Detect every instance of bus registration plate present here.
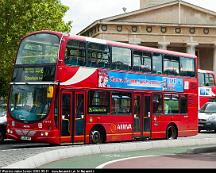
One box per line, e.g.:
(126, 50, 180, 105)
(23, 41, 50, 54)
(21, 136, 31, 141)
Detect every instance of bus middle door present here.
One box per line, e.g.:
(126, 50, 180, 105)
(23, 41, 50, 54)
(133, 93, 151, 140)
(143, 94, 151, 139)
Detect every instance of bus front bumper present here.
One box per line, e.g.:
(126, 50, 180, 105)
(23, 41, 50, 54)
(6, 128, 60, 145)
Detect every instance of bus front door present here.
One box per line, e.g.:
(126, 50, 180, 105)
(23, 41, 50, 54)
(60, 91, 85, 144)
(60, 92, 72, 143)
(133, 93, 151, 139)
(73, 92, 85, 144)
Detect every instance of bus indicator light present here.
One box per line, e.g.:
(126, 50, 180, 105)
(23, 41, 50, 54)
(89, 117, 93, 123)
(38, 123, 42, 129)
(47, 86, 54, 98)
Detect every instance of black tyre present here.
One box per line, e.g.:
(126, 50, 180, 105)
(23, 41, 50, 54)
(166, 124, 178, 140)
(0, 128, 5, 144)
(90, 129, 104, 144)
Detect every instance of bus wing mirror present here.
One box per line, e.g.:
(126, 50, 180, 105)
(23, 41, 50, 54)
(47, 86, 54, 98)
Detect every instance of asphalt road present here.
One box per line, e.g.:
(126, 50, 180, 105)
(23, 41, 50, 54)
(0, 140, 74, 168)
(1, 132, 216, 168)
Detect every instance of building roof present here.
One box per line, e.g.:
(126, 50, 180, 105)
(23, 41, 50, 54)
(78, 0, 216, 35)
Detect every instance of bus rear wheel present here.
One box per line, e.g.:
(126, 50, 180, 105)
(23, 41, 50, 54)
(166, 124, 178, 140)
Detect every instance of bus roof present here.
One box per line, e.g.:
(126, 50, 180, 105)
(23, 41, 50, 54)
(23, 30, 197, 59)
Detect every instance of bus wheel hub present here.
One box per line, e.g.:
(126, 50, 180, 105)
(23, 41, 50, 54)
(91, 130, 100, 143)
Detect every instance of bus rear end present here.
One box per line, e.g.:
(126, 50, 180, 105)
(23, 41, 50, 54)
(198, 69, 216, 108)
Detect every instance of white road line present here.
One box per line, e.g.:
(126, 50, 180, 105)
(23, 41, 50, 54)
(96, 153, 177, 169)
(96, 155, 159, 169)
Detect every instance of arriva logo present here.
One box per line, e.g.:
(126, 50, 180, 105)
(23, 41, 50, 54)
(110, 123, 132, 132)
(117, 123, 132, 130)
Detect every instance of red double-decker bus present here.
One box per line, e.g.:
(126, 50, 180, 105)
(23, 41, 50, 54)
(198, 69, 216, 108)
(6, 31, 198, 145)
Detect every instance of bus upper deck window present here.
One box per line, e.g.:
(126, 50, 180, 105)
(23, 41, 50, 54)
(16, 33, 60, 65)
(64, 40, 86, 66)
(152, 54, 162, 74)
(163, 55, 180, 75)
(180, 57, 195, 77)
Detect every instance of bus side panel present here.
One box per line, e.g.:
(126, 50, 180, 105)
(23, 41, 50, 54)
(171, 115, 188, 137)
(151, 115, 171, 139)
(186, 110, 198, 136)
(151, 115, 177, 139)
(85, 115, 133, 143)
(182, 94, 198, 137)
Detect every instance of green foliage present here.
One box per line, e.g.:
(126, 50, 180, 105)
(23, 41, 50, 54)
(0, 0, 72, 97)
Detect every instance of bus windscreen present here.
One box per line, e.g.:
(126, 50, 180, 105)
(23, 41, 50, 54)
(8, 84, 53, 123)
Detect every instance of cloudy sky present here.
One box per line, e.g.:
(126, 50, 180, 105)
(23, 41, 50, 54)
(60, 0, 216, 34)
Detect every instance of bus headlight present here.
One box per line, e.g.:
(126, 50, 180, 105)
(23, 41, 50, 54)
(45, 132, 49, 136)
(41, 132, 49, 136)
(7, 129, 13, 134)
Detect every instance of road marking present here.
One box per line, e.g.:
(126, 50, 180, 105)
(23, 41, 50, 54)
(96, 155, 157, 168)
(96, 153, 177, 169)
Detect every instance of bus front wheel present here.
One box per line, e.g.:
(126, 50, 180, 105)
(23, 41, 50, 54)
(166, 124, 178, 140)
(90, 126, 106, 144)
(0, 128, 5, 144)
(90, 130, 102, 144)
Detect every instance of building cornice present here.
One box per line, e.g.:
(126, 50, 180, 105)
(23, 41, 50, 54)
(84, 21, 216, 28)
(79, 0, 216, 35)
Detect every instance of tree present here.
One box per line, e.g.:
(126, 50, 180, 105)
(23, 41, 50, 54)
(0, 0, 72, 97)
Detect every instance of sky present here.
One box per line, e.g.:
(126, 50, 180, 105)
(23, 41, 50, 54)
(60, 0, 216, 34)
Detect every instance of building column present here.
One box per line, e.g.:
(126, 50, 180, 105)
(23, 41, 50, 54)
(213, 44, 216, 72)
(158, 42, 170, 50)
(186, 42, 198, 55)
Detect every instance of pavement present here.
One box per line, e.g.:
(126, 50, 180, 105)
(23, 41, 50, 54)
(2, 135, 216, 169)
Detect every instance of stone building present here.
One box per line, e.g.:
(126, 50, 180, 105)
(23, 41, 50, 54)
(79, 0, 216, 71)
